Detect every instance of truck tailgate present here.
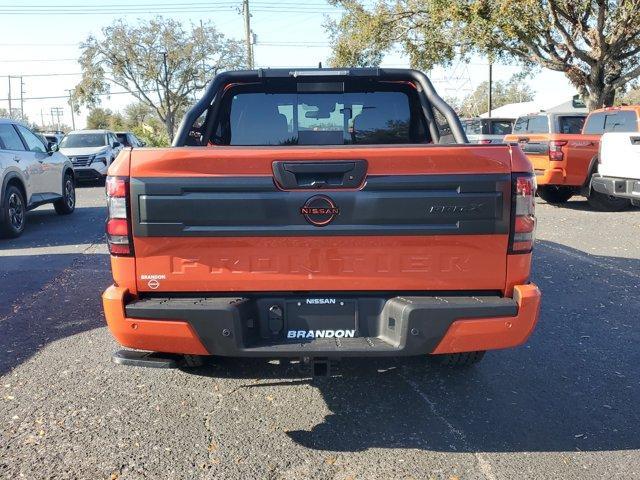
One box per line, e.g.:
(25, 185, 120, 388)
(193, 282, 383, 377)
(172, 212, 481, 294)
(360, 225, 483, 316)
(129, 145, 513, 293)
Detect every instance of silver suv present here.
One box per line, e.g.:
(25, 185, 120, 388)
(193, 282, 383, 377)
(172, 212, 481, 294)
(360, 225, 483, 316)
(0, 119, 75, 238)
(59, 129, 123, 182)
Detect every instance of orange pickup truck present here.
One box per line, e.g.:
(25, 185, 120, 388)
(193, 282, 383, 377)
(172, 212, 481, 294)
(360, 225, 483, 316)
(102, 68, 540, 373)
(505, 106, 640, 210)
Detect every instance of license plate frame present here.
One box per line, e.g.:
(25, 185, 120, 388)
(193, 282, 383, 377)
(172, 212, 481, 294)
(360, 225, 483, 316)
(285, 299, 358, 340)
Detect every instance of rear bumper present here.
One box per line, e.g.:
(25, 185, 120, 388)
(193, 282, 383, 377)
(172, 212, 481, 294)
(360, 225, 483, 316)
(591, 174, 640, 200)
(103, 285, 541, 358)
(534, 167, 565, 185)
(74, 166, 107, 181)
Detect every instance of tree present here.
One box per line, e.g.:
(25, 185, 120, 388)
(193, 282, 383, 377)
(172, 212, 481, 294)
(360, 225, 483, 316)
(616, 85, 640, 106)
(86, 108, 114, 129)
(73, 16, 246, 140)
(458, 75, 534, 117)
(327, 1, 640, 109)
(0, 108, 31, 125)
(124, 102, 154, 127)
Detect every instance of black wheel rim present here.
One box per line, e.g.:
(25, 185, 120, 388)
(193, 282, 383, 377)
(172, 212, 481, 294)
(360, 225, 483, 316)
(64, 179, 75, 209)
(8, 192, 24, 230)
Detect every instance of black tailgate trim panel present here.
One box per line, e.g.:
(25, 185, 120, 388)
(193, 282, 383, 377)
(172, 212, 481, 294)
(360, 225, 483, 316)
(131, 174, 511, 237)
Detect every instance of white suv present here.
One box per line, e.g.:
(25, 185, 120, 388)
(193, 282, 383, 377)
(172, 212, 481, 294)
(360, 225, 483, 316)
(0, 119, 76, 238)
(58, 129, 123, 182)
(592, 132, 640, 208)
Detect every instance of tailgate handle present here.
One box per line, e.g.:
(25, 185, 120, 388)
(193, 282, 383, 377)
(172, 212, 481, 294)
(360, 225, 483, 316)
(273, 160, 367, 189)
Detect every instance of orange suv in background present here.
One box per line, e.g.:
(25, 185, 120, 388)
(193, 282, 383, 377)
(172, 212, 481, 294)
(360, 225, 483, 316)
(505, 106, 640, 210)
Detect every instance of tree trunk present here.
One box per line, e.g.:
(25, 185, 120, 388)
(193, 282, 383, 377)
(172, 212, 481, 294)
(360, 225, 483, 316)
(164, 114, 175, 142)
(582, 73, 616, 111)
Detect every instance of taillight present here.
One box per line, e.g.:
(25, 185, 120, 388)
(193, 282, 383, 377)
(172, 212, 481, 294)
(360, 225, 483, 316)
(106, 176, 133, 256)
(549, 140, 567, 161)
(509, 174, 536, 254)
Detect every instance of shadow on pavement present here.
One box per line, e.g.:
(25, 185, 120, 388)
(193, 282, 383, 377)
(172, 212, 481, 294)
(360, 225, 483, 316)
(538, 196, 640, 212)
(185, 239, 640, 454)
(0, 253, 111, 376)
(0, 206, 106, 251)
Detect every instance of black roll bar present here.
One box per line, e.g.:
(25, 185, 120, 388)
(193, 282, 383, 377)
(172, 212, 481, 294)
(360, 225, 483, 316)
(172, 68, 468, 147)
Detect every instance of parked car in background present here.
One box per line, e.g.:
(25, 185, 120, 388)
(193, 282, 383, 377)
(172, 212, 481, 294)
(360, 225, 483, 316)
(43, 131, 65, 144)
(0, 119, 75, 238)
(115, 131, 145, 148)
(591, 132, 640, 207)
(505, 107, 639, 210)
(58, 129, 123, 182)
(461, 117, 514, 144)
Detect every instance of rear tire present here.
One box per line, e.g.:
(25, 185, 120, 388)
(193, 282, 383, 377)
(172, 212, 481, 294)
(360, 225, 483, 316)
(587, 190, 630, 212)
(430, 351, 485, 367)
(54, 173, 76, 215)
(537, 185, 573, 204)
(0, 185, 27, 238)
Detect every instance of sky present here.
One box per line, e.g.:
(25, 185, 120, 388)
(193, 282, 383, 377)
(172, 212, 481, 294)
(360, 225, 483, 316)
(0, 0, 578, 130)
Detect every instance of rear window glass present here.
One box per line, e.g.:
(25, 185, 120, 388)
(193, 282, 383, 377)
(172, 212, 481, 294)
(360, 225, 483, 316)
(462, 119, 483, 135)
(116, 133, 131, 146)
(583, 111, 638, 134)
(558, 116, 585, 134)
(513, 115, 549, 134)
(60, 133, 107, 148)
(0, 124, 25, 151)
(489, 120, 513, 135)
(220, 90, 426, 146)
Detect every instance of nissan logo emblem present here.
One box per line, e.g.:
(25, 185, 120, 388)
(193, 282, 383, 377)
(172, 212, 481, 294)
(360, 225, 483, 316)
(300, 195, 340, 227)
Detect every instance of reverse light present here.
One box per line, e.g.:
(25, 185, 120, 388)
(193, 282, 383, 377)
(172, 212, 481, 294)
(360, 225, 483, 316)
(549, 140, 567, 161)
(509, 174, 536, 254)
(106, 176, 133, 256)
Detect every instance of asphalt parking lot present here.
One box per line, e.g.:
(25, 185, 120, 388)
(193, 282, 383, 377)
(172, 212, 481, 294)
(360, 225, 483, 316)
(1, 186, 639, 479)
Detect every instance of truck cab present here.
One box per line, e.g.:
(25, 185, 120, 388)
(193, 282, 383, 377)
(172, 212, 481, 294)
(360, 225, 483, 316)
(102, 68, 541, 371)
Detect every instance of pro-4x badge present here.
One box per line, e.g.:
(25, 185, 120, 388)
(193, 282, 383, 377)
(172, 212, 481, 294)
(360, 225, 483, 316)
(300, 195, 340, 226)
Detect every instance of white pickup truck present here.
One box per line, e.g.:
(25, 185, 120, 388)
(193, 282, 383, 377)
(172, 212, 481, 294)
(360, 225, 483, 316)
(591, 132, 640, 207)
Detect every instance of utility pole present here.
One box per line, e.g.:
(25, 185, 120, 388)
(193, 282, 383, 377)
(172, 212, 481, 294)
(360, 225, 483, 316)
(487, 63, 493, 118)
(243, 0, 254, 69)
(7, 76, 12, 117)
(19, 76, 24, 119)
(40, 109, 45, 128)
(66, 89, 76, 130)
(51, 107, 64, 130)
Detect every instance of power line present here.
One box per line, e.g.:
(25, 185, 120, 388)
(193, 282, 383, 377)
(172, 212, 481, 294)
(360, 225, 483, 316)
(0, 72, 82, 78)
(0, 90, 144, 102)
(0, 43, 78, 47)
(0, 58, 77, 63)
(0, 3, 344, 15)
